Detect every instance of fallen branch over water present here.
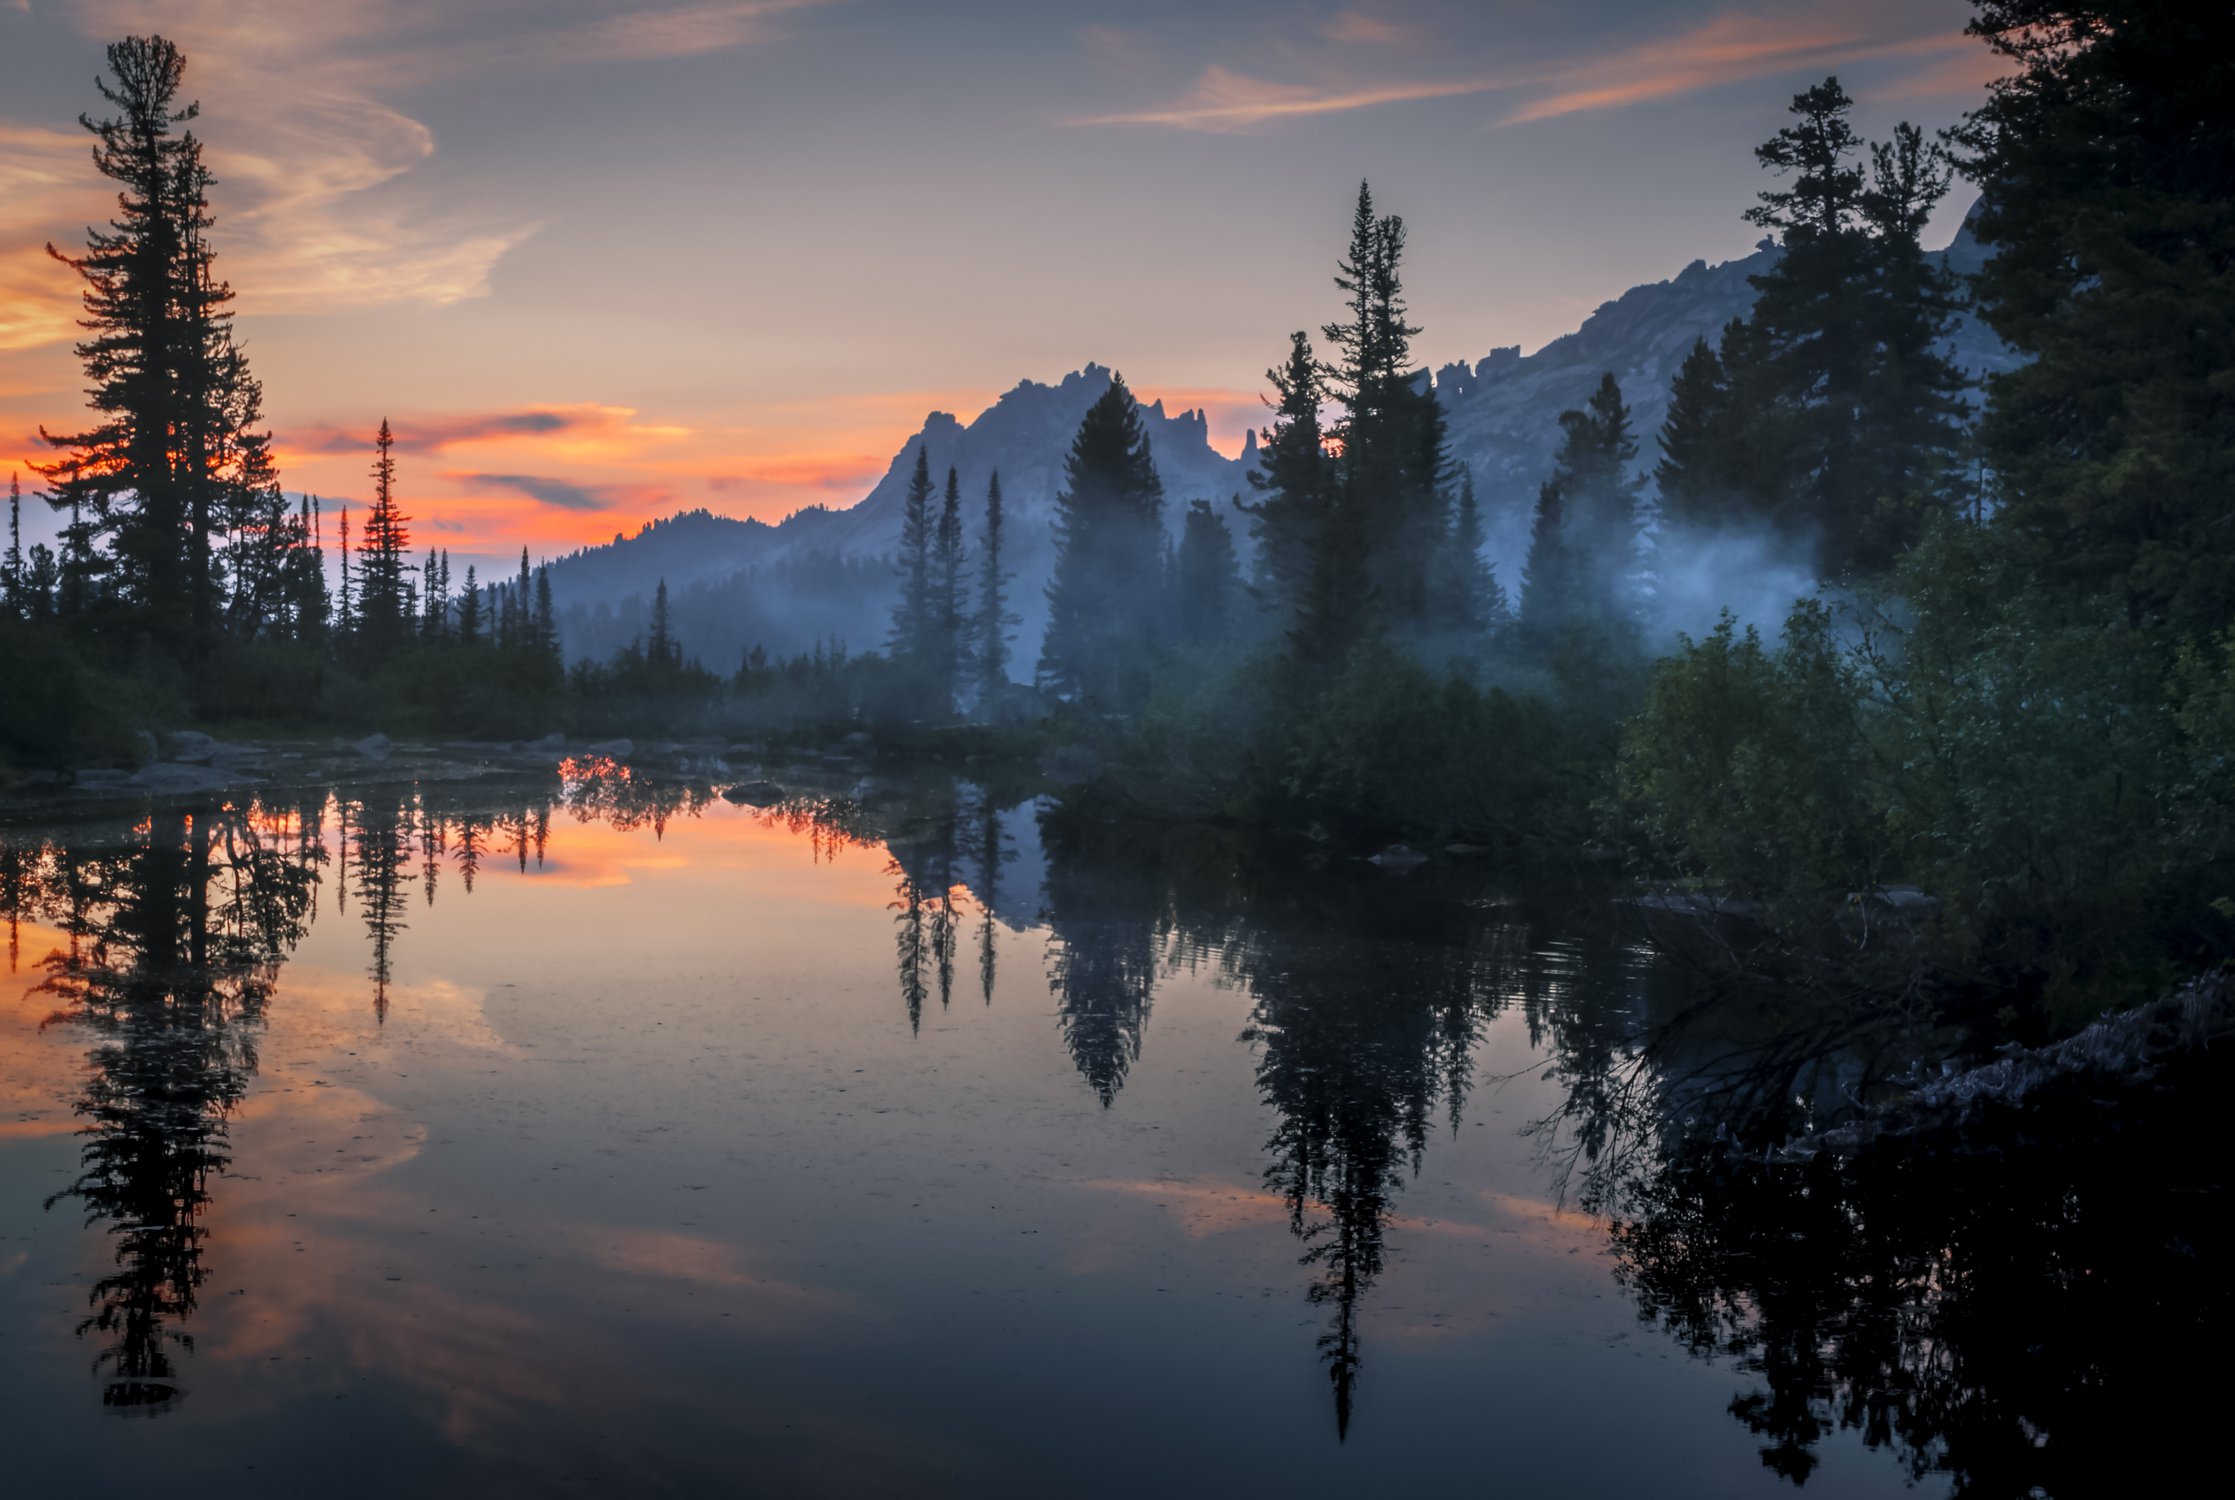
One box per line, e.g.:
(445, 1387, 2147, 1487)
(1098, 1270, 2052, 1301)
(1779, 965, 2235, 1157)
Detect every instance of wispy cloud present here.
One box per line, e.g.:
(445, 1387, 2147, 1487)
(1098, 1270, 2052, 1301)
(1070, 7, 1981, 133)
(451, 471, 625, 512)
(0, 1, 840, 345)
(706, 453, 885, 492)
(288, 408, 609, 457)
(1320, 9, 1421, 48)
(1067, 62, 1500, 130)
(1499, 18, 1969, 126)
(0, 125, 95, 350)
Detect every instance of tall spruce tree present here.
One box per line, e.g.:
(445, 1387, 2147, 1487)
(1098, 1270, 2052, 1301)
(1953, 0, 2235, 633)
(1039, 376, 1165, 711)
(888, 445, 935, 665)
(456, 565, 481, 646)
(356, 420, 413, 653)
(280, 495, 327, 641)
(1308, 183, 1450, 648)
(1174, 499, 1242, 651)
(1238, 331, 1329, 632)
(335, 505, 354, 637)
(3, 475, 22, 617)
(1437, 468, 1506, 632)
(1705, 78, 1966, 575)
(648, 579, 677, 666)
(933, 464, 967, 710)
(1654, 336, 1734, 532)
(1520, 374, 1644, 636)
(35, 35, 280, 661)
(974, 470, 1014, 704)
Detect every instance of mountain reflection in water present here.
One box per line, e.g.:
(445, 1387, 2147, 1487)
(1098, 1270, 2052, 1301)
(0, 761, 2220, 1496)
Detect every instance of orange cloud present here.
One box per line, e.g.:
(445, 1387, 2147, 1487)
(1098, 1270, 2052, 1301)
(1069, 62, 1502, 131)
(0, 2, 843, 347)
(1074, 8, 1988, 133)
(1321, 10, 1423, 48)
(1500, 20, 1975, 126)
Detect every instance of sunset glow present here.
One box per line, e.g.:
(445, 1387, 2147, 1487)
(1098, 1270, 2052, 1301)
(1, 0, 1990, 565)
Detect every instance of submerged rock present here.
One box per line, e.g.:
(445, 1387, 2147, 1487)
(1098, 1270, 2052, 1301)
(1368, 844, 1428, 871)
(165, 729, 216, 764)
(351, 733, 392, 760)
(130, 762, 237, 794)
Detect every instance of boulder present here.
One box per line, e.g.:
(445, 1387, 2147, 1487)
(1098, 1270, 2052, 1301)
(1368, 843, 1429, 871)
(722, 780, 784, 808)
(164, 730, 217, 764)
(585, 738, 634, 760)
(130, 763, 234, 794)
(351, 733, 392, 761)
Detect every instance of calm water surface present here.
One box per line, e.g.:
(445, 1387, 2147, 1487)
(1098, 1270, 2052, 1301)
(0, 762, 2198, 1496)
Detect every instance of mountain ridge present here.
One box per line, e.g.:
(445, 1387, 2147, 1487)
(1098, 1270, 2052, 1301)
(550, 209, 2013, 667)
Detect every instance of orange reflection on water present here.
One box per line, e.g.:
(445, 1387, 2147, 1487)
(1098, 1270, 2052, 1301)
(0, 919, 85, 1140)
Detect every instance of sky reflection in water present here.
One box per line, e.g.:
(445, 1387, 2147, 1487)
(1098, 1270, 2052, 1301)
(0, 766, 2185, 1497)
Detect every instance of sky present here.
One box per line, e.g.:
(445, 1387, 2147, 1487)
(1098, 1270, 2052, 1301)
(0, 0, 2006, 566)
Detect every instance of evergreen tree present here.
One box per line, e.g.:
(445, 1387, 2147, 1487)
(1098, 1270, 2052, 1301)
(532, 560, 556, 660)
(1320, 182, 1448, 631)
(335, 505, 354, 637)
(1519, 474, 1573, 636)
(512, 549, 532, 652)
(1714, 78, 1966, 575)
(974, 470, 1014, 703)
(1953, 0, 2235, 633)
(1237, 331, 1329, 632)
(3, 475, 22, 618)
(648, 579, 677, 667)
(456, 564, 481, 645)
(56, 492, 101, 620)
(888, 445, 935, 664)
(420, 548, 446, 639)
(1654, 337, 1733, 532)
(1174, 499, 1242, 651)
(933, 464, 967, 709)
(21, 545, 59, 621)
(280, 494, 327, 641)
(356, 420, 413, 653)
(1520, 374, 1644, 635)
(34, 36, 277, 661)
(1437, 468, 1506, 632)
(1039, 376, 1166, 711)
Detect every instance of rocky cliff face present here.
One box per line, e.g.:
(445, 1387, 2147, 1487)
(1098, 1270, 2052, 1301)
(1436, 207, 2018, 564)
(748, 363, 1256, 572)
(547, 211, 2016, 667)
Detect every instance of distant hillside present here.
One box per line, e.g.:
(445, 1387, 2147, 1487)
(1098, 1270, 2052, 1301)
(550, 208, 2014, 672)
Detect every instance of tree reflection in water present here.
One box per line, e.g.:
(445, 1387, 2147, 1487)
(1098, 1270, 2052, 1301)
(1586, 1042, 2230, 1494)
(20, 801, 320, 1409)
(0, 766, 2218, 1483)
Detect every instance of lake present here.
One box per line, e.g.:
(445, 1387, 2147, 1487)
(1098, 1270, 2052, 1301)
(0, 758, 2203, 1496)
